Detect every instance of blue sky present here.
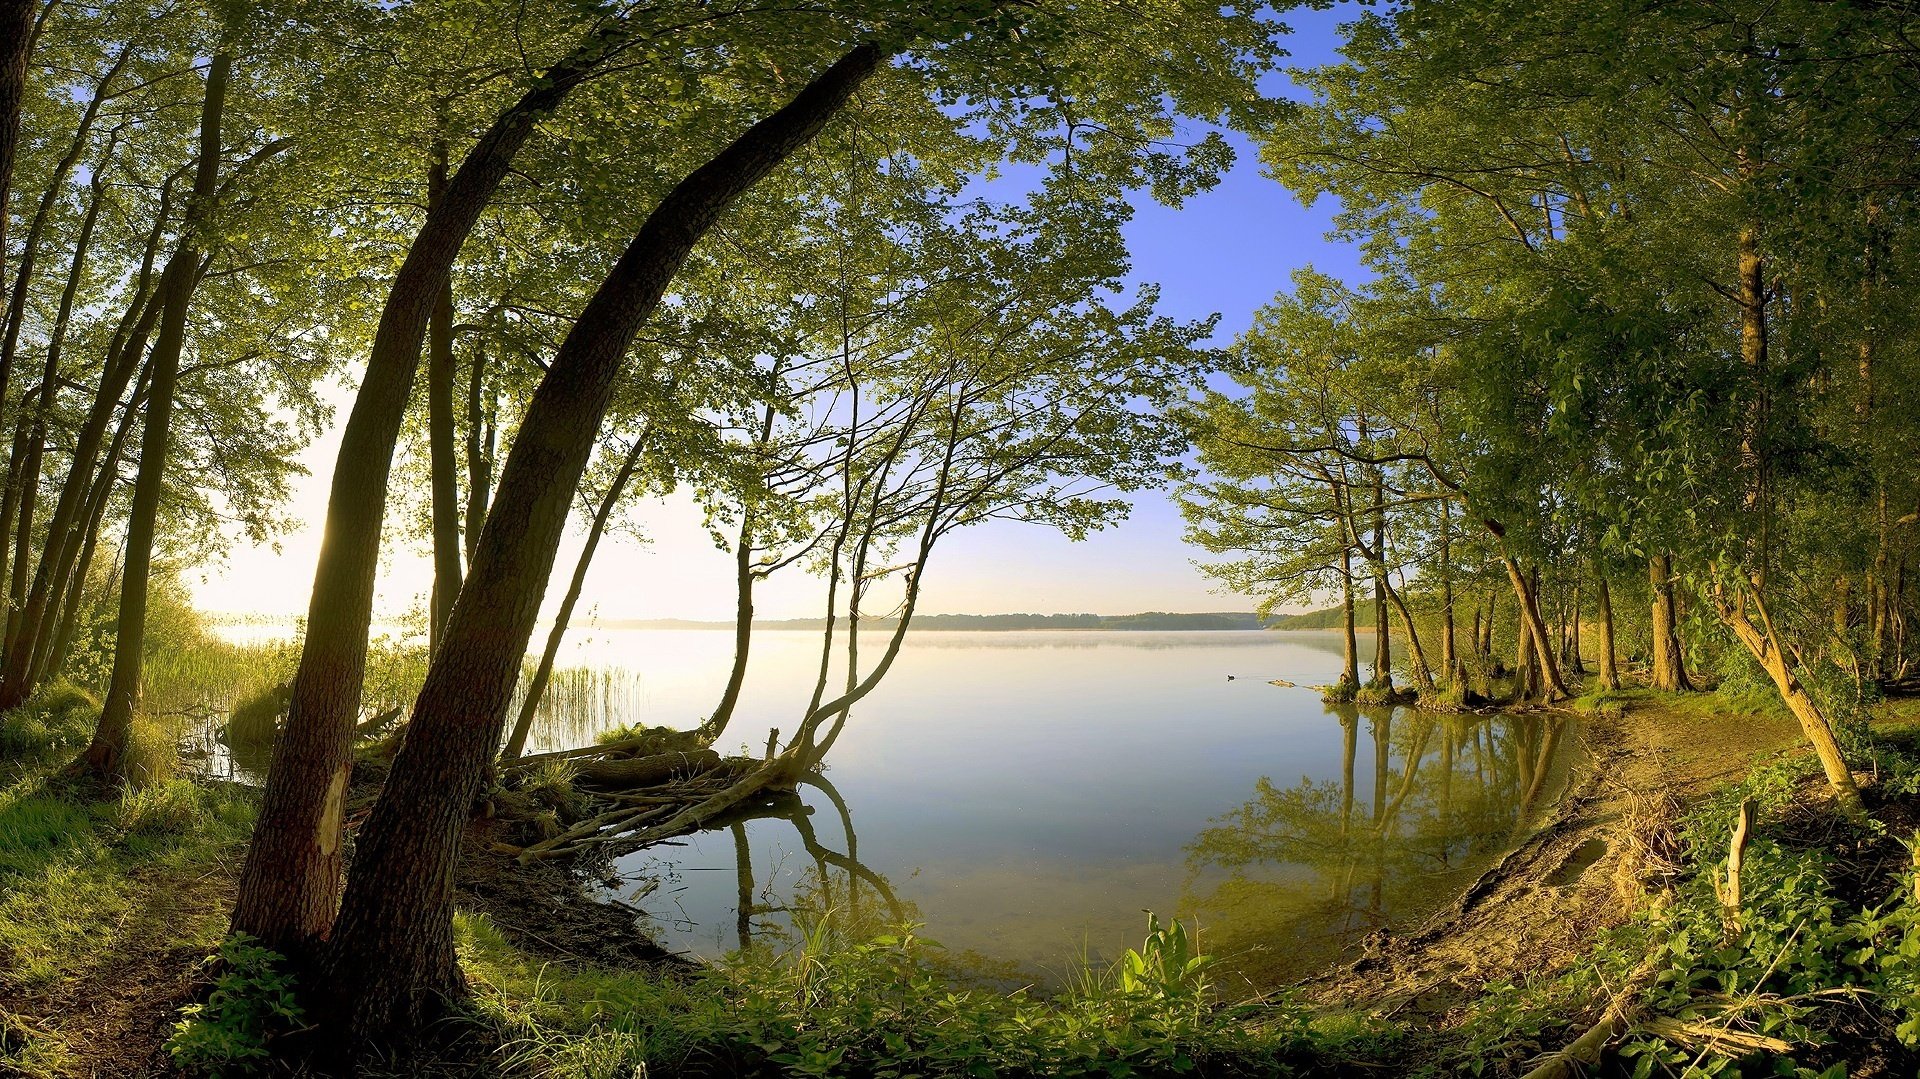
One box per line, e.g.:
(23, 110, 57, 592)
(191, 5, 1369, 622)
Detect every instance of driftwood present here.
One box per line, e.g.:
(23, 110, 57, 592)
(504, 736, 655, 771)
(1518, 954, 1660, 1079)
(354, 704, 405, 740)
(573, 749, 723, 788)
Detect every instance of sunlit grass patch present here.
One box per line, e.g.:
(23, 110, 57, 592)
(0, 768, 255, 994)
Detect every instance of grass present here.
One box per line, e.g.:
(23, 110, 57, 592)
(0, 773, 255, 993)
(457, 910, 1328, 1079)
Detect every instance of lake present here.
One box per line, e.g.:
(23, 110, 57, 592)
(499, 628, 1574, 991)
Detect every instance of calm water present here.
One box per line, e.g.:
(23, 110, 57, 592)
(508, 629, 1573, 990)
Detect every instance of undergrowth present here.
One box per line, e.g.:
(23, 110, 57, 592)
(0, 757, 257, 1074)
(459, 911, 1328, 1078)
(1450, 740, 1920, 1078)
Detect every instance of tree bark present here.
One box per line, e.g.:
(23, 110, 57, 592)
(1339, 545, 1359, 689)
(232, 23, 633, 955)
(463, 344, 492, 563)
(1503, 556, 1567, 701)
(1596, 575, 1620, 691)
(1649, 553, 1693, 691)
(1717, 581, 1864, 818)
(426, 145, 462, 651)
(500, 430, 647, 760)
(320, 43, 885, 1043)
(81, 52, 229, 783)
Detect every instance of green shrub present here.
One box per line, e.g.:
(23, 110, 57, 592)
(166, 934, 303, 1075)
(223, 683, 289, 748)
(0, 681, 99, 758)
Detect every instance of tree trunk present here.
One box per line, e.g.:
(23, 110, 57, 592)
(232, 24, 632, 956)
(463, 344, 493, 564)
(1596, 575, 1620, 691)
(0, 0, 38, 332)
(702, 508, 757, 743)
(0, 39, 129, 605)
(705, 393, 778, 744)
(1503, 556, 1567, 701)
(80, 52, 229, 784)
(1567, 583, 1584, 673)
(319, 43, 885, 1043)
(500, 431, 647, 760)
(1483, 586, 1498, 656)
(1514, 586, 1537, 700)
(0, 193, 173, 707)
(1440, 500, 1460, 682)
(1339, 545, 1359, 689)
(1649, 553, 1693, 691)
(1717, 581, 1864, 818)
(43, 358, 147, 682)
(1383, 574, 1433, 689)
(6, 163, 107, 648)
(426, 147, 462, 651)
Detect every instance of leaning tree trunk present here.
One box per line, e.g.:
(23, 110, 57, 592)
(0, 191, 173, 707)
(80, 52, 229, 784)
(705, 390, 780, 745)
(1649, 553, 1693, 691)
(6, 163, 106, 647)
(500, 430, 648, 760)
(426, 146, 463, 651)
(45, 363, 145, 682)
(231, 23, 634, 957)
(0, 40, 130, 607)
(1383, 574, 1434, 689)
(702, 508, 758, 743)
(320, 43, 886, 1044)
(1596, 575, 1620, 691)
(1717, 581, 1864, 818)
(1502, 555, 1568, 701)
(0, 0, 36, 326)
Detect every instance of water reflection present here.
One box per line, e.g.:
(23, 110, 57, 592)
(619, 700, 1571, 992)
(623, 771, 912, 956)
(1179, 706, 1570, 986)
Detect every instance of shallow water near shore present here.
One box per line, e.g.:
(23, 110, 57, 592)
(503, 628, 1575, 989)
(194, 624, 1573, 988)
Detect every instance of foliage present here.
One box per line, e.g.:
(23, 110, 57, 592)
(165, 934, 303, 1075)
(221, 682, 287, 748)
(1456, 750, 1920, 1077)
(461, 911, 1321, 1078)
(0, 682, 99, 759)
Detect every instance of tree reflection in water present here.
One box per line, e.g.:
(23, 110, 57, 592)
(1180, 704, 1569, 988)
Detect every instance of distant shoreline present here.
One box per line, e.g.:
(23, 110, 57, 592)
(204, 610, 1341, 633)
